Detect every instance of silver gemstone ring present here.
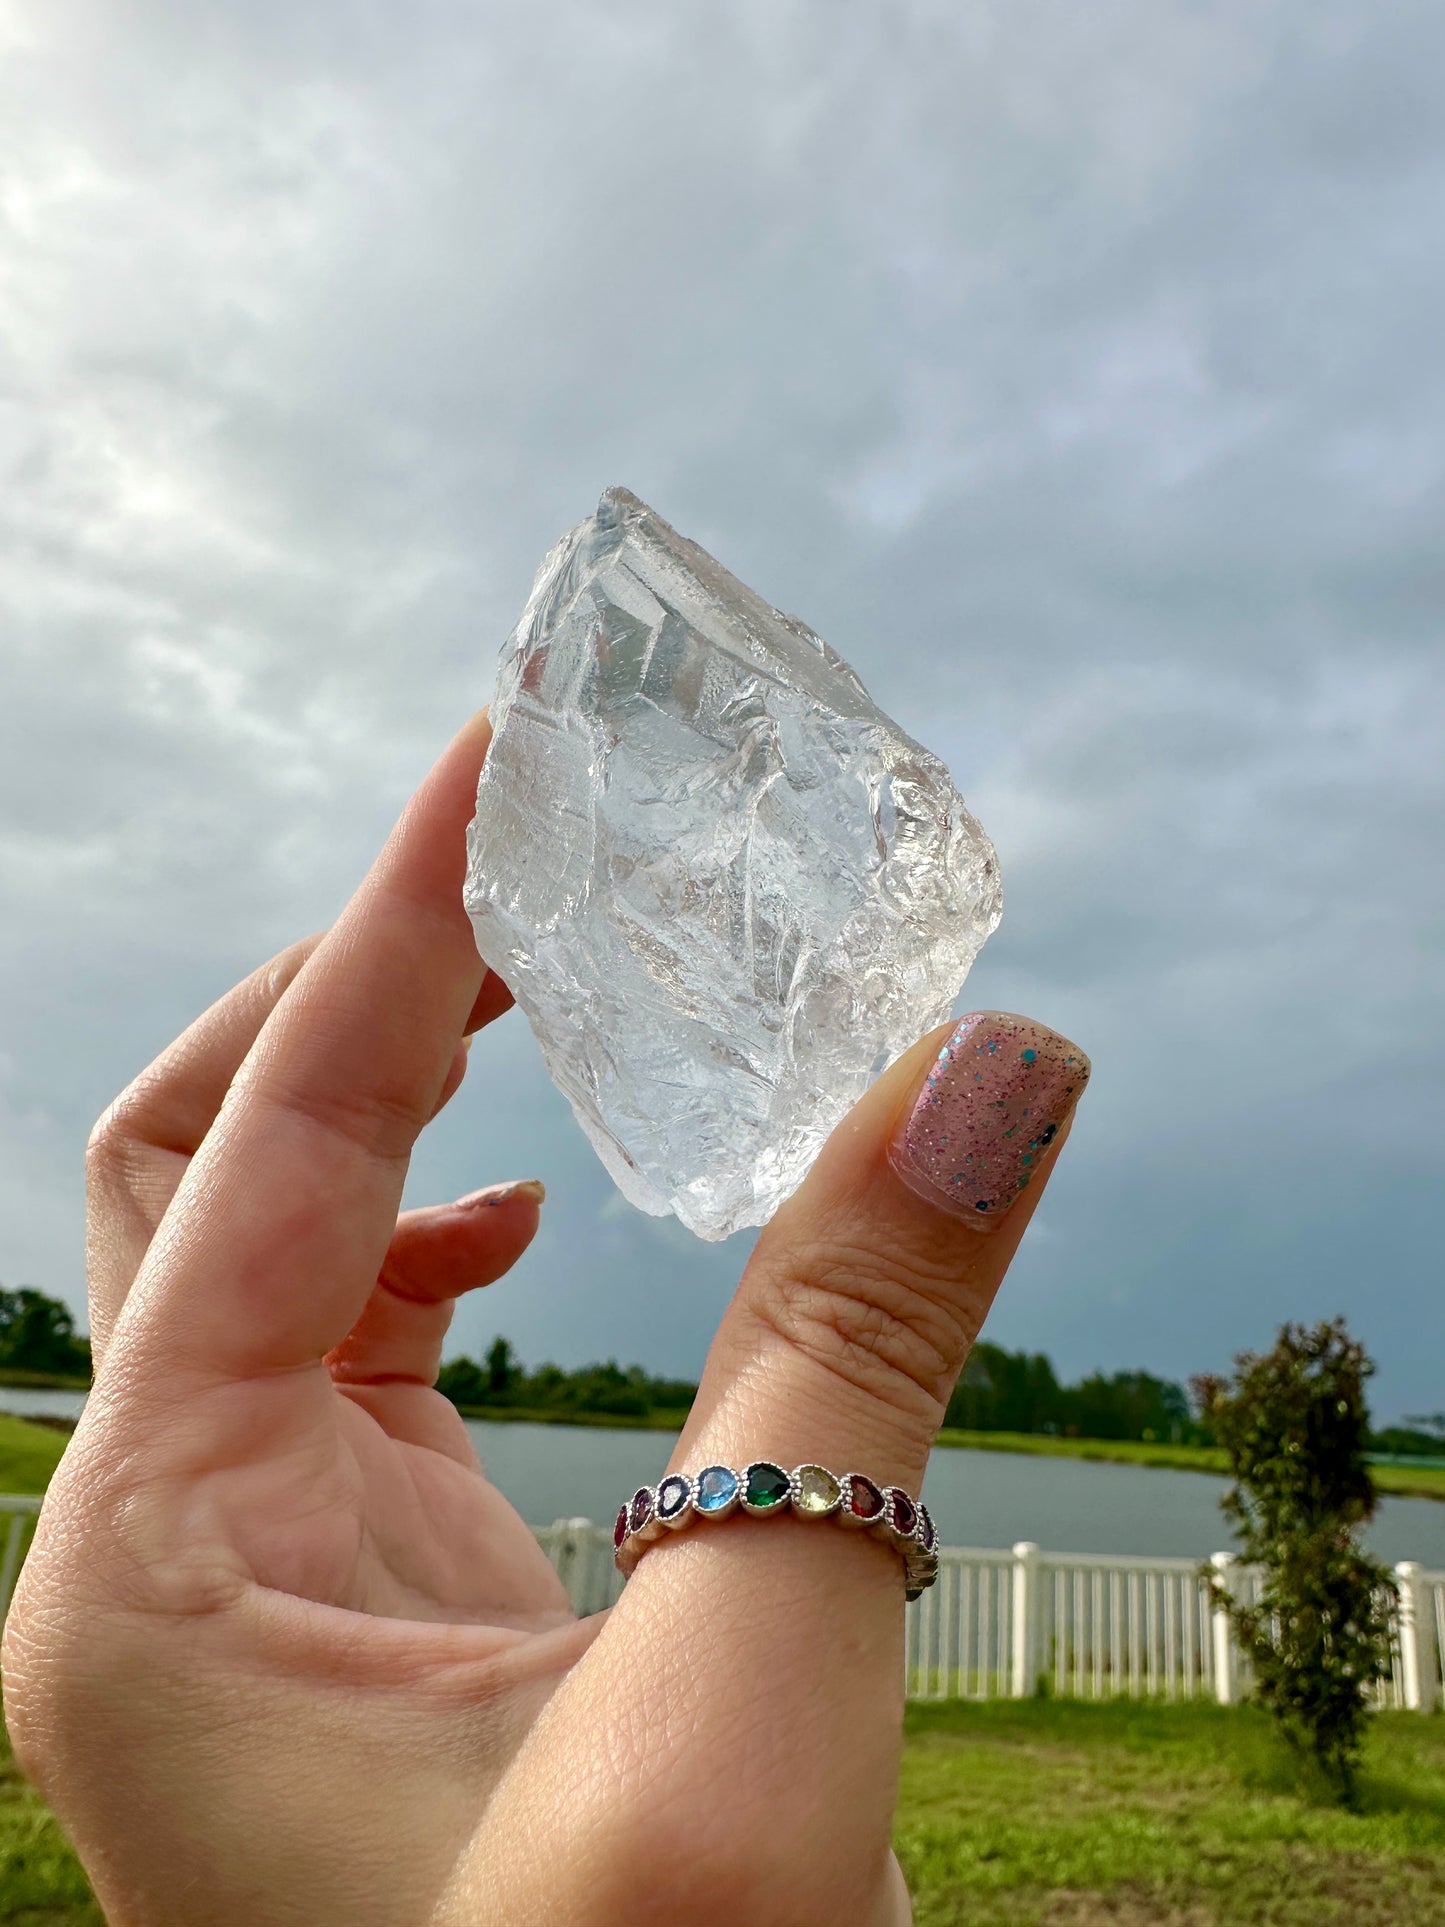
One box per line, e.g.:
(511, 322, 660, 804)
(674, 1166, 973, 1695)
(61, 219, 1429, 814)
(612, 1461, 939, 1600)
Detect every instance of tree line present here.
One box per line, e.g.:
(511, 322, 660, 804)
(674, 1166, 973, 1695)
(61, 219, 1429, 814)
(434, 1336, 1224, 1443)
(435, 1338, 698, 1422)
(3, 1285, 1440, 1458)
(436, 1330, 1445, 1454)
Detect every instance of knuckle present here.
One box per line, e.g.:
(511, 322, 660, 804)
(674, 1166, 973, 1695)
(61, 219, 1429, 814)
(744, 1233, 971, 1423)
(85, 1095, 124, 1165)
(257, 1077, 424, 1165)
(256, 933, 319, 1007)
(85, 1088, 148, 1189)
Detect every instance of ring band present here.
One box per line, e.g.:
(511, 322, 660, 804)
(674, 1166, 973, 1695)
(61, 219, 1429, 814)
(612, 1461, 940, 1600)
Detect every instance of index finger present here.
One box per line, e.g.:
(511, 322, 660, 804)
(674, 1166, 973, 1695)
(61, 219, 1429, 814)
(112, 711, 494, 1382)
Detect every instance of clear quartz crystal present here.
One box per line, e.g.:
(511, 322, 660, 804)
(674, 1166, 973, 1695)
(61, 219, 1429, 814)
(464, 487, 1002, 1241)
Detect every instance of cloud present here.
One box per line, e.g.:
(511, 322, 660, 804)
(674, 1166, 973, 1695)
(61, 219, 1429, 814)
(1, 0, 1441, 1416)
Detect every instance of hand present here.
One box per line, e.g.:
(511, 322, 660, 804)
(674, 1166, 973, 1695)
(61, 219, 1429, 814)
(1, 711, 1088, 1927)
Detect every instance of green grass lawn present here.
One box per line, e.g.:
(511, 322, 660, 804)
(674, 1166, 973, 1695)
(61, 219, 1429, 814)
(1, 1699, 1441, 1924)
(0, 1419, 69, 1501)
(0, 1729, 103, 1927)
(898, 1698, 1445, 1927)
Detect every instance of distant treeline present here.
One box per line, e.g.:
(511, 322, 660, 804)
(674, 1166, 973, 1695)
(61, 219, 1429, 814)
(437, 1337, 1208, 1441)
(943, 1344, 1199, 1444)
(436, 1331, 1445, 1457)
(940, 1348, 1445, 1454)
(436, 1339, 698, 1421)
(2, 1282, 1439, 1458)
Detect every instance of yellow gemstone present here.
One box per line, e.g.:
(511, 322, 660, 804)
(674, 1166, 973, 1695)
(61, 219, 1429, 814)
(795, 1464, 841, 1514)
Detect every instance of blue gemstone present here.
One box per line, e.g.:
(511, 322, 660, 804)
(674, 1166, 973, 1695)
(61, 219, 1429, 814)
(695, 1464, 739, 1513)
(657, 1474, 691, 1519)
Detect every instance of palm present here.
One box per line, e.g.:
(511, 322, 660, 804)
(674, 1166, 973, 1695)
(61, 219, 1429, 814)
(109, 1060, 572, 1632)
(206, 1370, 571, 1626)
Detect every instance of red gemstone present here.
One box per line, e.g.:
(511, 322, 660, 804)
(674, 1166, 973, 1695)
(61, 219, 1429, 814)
(849, 1474, 884, 1520)
(629, 1488, 654, 1533)
(890, 1490, 918, 1536)
(917, 1502, 937, 1551)
(613, 1503, 629, 1549)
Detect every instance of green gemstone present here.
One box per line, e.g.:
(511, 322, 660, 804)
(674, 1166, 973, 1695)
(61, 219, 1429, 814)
(794, 1465, 841, 1514)
(745, 1461, 790, 1508)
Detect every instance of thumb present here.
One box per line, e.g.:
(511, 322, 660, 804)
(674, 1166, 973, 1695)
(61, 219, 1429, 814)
(680, 1009, 1091, 1492)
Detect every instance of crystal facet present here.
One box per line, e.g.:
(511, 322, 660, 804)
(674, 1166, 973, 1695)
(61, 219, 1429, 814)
(464, 488, 1003, 1241)
(744, 1461, 791, 1510)
(848, 1474, 885, 1521)
(695, 1465, 739, 1514)
(628, 1487, 654, 1534)
(657, 1474, 691, 1520)
(794, 1464, 842, 1515)
(889, 1490, 918, 1537)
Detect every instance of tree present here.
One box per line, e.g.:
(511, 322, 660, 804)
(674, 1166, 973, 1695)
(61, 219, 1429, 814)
(486, 1336, 516, 1396)
(944, 1342, 1063, 1433)
(0, 1288, 92, 1378)
(1193, 1319, 1396, 1802)
(1066, 1370, 1191, 1443)
(434, 1356, 488, 1407)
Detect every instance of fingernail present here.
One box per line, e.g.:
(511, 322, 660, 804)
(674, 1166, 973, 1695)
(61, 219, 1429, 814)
(454, 1178, 545, 1209)
(889, 1013, 1090, 1229)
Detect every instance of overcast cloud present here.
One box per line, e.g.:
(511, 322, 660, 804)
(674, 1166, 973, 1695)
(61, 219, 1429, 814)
(1, 0, 1441, 1418)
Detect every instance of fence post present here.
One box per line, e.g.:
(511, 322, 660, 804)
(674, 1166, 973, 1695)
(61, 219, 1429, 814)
(0, 1513, 24, 1621)
(1011, 1542, 1040, 1698)
(546, 1517, 589, 1612)
(1210, 1552, 1237, 1707)
(1395, 1562, 1425, 1712)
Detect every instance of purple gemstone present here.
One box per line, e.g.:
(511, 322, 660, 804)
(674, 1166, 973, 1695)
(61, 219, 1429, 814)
(613, 1503, 629, 1549)
(917, 1502, 937, 1552)
(629, 1487, 654, 1533)
(848, 1474, 884, 1520)
(890, 1490, 918, 1536)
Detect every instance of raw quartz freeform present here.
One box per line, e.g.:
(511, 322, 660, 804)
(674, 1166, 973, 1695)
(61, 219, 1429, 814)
(464, 487, 1002, 1240)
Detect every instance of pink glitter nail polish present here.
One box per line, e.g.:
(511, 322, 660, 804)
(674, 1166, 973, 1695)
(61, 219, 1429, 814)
(889, 1012, 1090, 1228)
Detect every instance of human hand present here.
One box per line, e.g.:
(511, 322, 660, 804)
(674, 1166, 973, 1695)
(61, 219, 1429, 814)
(1, 711, 1088, 1927)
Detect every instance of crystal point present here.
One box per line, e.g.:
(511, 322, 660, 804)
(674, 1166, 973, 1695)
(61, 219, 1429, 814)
(464, 488, 1002, 1241)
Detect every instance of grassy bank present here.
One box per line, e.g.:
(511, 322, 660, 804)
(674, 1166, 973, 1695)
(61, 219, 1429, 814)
(2, 1699, 1440, 1925)
(933, 1425, 1445, 1501)
(0, 1373, 89, 1394)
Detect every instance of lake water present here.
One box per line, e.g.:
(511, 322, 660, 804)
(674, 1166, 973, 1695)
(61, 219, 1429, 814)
(6, 1388, 1443, 1567)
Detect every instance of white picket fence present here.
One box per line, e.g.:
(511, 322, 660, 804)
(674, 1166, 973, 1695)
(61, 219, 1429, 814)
(4, 1499, 1441, 1712)
(532, 1520, 1445, 1711)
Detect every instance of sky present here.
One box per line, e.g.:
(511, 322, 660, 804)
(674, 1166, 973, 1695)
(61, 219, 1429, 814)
(1, 1, 1441, 1420)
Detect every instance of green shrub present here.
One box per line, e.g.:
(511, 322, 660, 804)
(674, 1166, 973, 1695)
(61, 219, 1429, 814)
(1193, 1318, 1397, 1803)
